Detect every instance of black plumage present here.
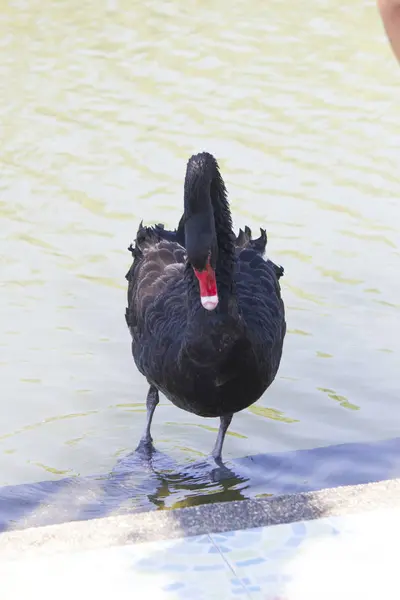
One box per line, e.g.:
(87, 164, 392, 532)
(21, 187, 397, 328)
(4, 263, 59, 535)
(125, 152, 286, 461)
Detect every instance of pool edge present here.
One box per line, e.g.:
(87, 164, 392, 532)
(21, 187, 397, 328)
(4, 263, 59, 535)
(1, 476, 399, 560)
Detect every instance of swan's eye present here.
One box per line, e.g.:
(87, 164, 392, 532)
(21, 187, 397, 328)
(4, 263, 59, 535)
(193, 259, 218, 311)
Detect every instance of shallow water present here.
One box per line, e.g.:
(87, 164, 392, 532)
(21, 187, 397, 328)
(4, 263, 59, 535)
(1, 0, 400, 525)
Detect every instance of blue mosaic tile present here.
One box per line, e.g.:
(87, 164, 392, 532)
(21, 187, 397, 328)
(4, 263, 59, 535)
(193, 564, 226, 572)
(284, 535, 305, 548)
(2, 508, 399, 599)
(163, 582, 185, 592)
(120, 533, 246, 598)
(291, 521, 307, 536)
(213, 527, 263, 549)
(236, 557, 266, 567)
(208, 511, 396, 598)
(248, 585, 262, 592)
(208, 545, 230, 553)
(208, 518, 333, 597)
(160, 564, 189, 572)
(231, 588, 248, 595)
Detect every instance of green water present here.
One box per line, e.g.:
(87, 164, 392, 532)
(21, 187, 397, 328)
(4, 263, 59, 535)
(1, 0, 399, 489)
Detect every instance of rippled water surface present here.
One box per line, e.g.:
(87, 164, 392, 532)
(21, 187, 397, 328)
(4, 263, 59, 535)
(1, 0, 399, 521)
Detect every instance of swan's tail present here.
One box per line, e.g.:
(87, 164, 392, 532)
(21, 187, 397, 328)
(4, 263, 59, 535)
(235, 226, 284, 279)
(128, 216, 185, 260)
(153, 215, 185, 247)
(235, 226, 267, 254)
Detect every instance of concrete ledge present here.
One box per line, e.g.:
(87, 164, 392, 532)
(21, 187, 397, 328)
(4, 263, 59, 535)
(1, 436, 399, 533)
(1, 477, 399, 561)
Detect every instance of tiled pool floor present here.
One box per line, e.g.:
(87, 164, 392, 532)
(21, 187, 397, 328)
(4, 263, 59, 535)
(2, 505, 399, 600)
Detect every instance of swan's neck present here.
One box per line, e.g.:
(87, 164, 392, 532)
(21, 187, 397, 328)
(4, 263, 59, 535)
(210, 174, 236, 310)
(183, 153, 236, 315)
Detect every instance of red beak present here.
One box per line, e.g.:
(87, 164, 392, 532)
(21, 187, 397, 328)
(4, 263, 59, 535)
(194, 261, 218, 311)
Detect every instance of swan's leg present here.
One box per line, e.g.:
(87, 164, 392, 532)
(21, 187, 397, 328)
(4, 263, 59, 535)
(211, 413, 233, 462)
(136, 385, 159, 454)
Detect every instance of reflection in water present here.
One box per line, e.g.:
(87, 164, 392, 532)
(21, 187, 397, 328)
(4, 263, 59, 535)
(248, 405, 299, 424)
(2, 436, 400, 533)
(165, 421, 247, 440)
(0, 450, 251, 532)
(317, 388, 360, 411)
(287, 329, 312, 336)
(128, 455, 249, 511)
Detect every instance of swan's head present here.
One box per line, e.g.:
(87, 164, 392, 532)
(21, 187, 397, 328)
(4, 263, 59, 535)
(184, 197, 219, 311)
(185, 183, 218, 310)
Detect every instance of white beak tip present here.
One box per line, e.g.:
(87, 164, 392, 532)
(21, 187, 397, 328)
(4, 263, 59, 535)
(201, 295, 219, 311)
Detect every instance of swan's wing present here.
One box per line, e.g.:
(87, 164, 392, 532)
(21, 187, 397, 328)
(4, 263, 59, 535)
(236, 248, 286, 362)
(235, 226, 283, 279)
(125, 223, 186, 332)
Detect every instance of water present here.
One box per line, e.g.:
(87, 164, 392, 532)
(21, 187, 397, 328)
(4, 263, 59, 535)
(1, 0, 399, 527)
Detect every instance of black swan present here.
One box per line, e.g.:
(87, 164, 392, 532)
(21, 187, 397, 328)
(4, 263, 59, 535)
(125, 152, 286, 462)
